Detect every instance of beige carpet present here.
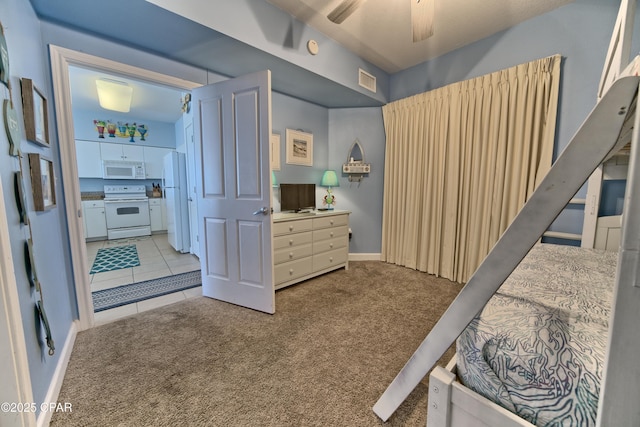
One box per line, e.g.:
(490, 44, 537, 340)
(51, 261, 463, 427)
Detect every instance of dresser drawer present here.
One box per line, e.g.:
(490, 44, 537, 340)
(313, 214, 348, 230)
(312, 225, 349, 242)
(313, 248, 348, 271)
(275, 257, 313, 285)
(313, 235, 347, 254)
(273, 218, 313, 236)
(273, 231, 312, 250)
(274, 243, 313, 264)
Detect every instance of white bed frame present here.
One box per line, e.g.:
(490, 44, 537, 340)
(373, 1, 640, 426)
(427, 357, 535, 427)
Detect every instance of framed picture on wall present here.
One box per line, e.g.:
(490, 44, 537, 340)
(285, 128, 313, 166)
(271, 133, 281, 170)
(21, 78, 49, 147)
(28, 153, 56, 211)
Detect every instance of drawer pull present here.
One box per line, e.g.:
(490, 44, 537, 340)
(289, 239, 293, 245)
(330, 232, 334, 237)
(329, 243, 334, 248)
(329, 257, 334, 262)
(330, 220, 334, 225)
(289, 269, 294, 275)
(289, 252, 294, 259)
(289, 225, 294, 231)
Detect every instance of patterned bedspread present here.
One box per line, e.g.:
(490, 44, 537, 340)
(456, 243, 618, 427)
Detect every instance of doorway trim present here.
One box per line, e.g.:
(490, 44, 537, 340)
(49, 45, 201, 330)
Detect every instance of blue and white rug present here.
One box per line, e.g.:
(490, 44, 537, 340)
(92, 270, 202, 312)
(90, 245, 140, 274)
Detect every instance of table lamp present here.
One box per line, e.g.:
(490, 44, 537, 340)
(320, 170, 339, 210)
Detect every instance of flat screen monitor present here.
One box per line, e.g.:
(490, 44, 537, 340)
(279, 183, 315, 212)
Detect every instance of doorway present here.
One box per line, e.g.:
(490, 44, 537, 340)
(49, 45, 202, 330)
(69, 65, 201, 325)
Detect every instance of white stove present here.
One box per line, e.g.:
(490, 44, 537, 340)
(103, 185, 151, 240)
(104, 185, 148, 201)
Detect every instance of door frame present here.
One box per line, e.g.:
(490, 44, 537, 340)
(49, 45, 201, 330)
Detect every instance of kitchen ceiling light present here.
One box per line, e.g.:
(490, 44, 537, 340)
(96, 78, 133, 113)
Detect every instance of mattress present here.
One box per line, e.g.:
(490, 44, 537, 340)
(456, 243, 618, 427)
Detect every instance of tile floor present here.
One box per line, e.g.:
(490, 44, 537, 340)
(85, 234, 202, 325)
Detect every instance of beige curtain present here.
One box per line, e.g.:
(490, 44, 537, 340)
(381, 55, 561, 283)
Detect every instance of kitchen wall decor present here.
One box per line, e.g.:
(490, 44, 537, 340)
(94, 120, 149, 142)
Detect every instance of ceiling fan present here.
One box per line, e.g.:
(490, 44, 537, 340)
(327, 0, 435, 42)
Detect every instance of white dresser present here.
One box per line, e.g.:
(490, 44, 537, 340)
(273, 210, 350, 290)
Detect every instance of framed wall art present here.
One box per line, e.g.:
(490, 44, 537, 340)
(285, 128, 313, 167)
(270, 133, 281, 170)
(0, 22, 9, 88)
(21, 78, 49, 147)
(28, 153, 56, 211)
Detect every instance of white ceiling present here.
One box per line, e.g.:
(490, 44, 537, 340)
(266, 0, 575, 73)
(69, 66, 185, 123)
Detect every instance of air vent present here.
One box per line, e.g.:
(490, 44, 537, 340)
(358, 68, 376, 93)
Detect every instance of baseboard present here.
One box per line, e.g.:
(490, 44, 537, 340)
(349, 253, 382, 261)
(37, 320, 78, 427)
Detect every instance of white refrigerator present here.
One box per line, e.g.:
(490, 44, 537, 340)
(163, 152, 191, 253)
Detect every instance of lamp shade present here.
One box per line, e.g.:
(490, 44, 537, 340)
(96, 79, 133, 113)
(320, 170, 339, 187)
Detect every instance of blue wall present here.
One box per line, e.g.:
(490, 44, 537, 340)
(272, 92, 329, 185)
(0, 0, 76, 413)
(329, 108, 385, 254)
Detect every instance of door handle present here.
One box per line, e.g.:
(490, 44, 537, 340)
(252, 206, 269, 216)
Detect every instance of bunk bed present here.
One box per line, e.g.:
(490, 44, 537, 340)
(372, 1, 640, 426)
(431, 243, 618, 427)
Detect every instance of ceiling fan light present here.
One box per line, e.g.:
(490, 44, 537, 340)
(328, 0, 367, 24)
(96, 78, 133, 113)
(412, 0, 435, 42)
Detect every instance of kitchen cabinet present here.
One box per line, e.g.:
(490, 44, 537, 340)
(76, 140, 102, 178)
(82, 200, 107, 240)
(272, 210, 349, 290)
(143, 147, 173, 179)
(100, 142, 144, 162)
(149, 198, 167, 232)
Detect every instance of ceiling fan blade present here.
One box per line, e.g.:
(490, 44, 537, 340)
(412, 0, 435, 42)
(327, 0, 367, 24)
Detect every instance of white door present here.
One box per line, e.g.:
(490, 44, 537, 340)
(193, 70, 274, 314)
